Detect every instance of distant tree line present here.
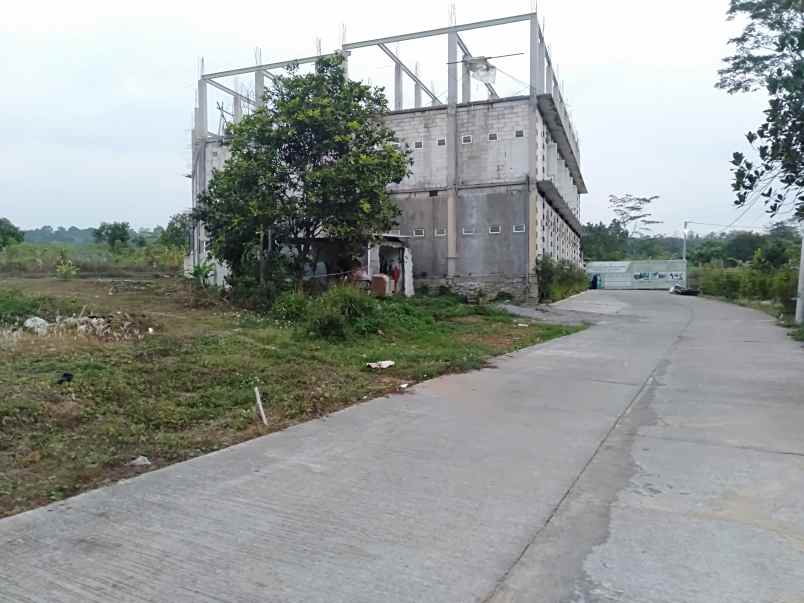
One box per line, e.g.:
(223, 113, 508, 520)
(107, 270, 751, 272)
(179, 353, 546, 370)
(582, 220, 801, 267)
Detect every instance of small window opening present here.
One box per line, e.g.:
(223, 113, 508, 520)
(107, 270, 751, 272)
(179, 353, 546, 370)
(413, 228, 425, 237)
(489, 224, 502, 234)
(414, 140, 423, 149)
(515, 129, 524, 138)
(428, 190, 439, 197)
(461, 134, 473, 144)
(462, 226, 476, 236)
(513, 224, 526, 233)
(488, 132, 498, 142)
(434, 227, 447, 237)
(437, 138, 446, 146)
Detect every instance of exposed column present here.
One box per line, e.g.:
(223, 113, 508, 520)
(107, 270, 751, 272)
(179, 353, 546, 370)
(233, 95, 242, 123)
(194, 79, 209, 268)
(394, 62, 403, 110)
(414, 63, 422, 108)
(526, 13, 541, 289)
(255, 71, 265, 106)
(447, 30, 459, 278)
(340, 50, 349, 78)
(462, 55, 471, 103)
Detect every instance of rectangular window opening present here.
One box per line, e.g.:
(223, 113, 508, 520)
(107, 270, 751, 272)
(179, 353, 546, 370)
(413, 228, 425, 237)
(428, 190, 439, 197)
(489, 224, 502, 234)
(514, 129, 524, 138)
(434, 227, 447, 238)
(461, 134, 473, 144)
(513, 224, 526, 233)
(437, 138, 446, 146)
(414, 140, 424, 149)
(488, 132, 498, 142)
(462, 226, 476, 236)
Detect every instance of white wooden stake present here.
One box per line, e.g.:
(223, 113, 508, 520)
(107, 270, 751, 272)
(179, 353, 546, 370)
(254, 386, 268, 426)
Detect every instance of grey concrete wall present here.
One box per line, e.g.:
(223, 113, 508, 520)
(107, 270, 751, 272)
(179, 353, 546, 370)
(384, 98, 534, 190)
(455, 186, 529, 276)
(392, 185, 529, 281)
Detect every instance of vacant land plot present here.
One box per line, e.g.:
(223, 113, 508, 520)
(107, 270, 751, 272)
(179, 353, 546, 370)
(0, 278, 581, 517)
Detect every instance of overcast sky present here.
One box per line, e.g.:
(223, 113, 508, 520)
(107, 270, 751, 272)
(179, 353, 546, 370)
(0, 0, 775, 235)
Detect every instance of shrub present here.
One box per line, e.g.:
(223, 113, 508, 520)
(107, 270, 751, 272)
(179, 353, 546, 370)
(534, 257, 588, 302)
(271, 290, 309, 323)
(771, 268, 798, 314)
(304, 285, 380, 340)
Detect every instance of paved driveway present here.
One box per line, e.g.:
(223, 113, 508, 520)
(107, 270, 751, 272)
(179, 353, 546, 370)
(1, 291, 803, 602)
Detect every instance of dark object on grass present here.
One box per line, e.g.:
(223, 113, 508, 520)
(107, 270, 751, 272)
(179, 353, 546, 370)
(669, 284, 700, 296)
(56, 372, 74, 385)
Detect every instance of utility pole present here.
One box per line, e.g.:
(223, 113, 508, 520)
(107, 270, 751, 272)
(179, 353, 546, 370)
(796, 220, 804, 325)
(682, 221, 688, 262)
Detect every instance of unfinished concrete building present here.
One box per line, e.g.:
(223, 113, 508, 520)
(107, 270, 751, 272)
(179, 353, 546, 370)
(189, 12, 586, 297)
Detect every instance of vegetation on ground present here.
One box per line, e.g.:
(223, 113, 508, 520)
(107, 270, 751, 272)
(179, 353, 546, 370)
(0, 218, 24, 251)
(0, 278, 582, 518)
(534, 257, 588, 302)
(0, 243, 184, 276)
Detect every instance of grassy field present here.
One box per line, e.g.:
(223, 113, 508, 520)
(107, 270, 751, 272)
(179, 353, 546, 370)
(0, 243, 183, 277)
(0, 277, 582, 518)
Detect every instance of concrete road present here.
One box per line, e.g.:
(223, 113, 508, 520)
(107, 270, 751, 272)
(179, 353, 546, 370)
(1, 291, 803, 602)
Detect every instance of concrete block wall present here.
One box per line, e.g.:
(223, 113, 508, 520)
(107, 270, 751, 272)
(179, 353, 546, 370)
(384, 97, 534, 189)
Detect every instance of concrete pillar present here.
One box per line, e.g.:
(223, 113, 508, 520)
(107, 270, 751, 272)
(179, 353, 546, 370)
(527, 13, 542, 280)
(447, 30, 459, 278)
(255, 71, 265, 106)
(532, 16, 546, 95)
(394, 62, 403, 110)
(340, 50, 349, 78)
(414, 63, 422, 108)
(462, 56, 471, 104)
(233, 95, 242, 123)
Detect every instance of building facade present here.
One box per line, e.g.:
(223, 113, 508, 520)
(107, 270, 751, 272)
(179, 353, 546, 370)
(189, 13, 586, 298)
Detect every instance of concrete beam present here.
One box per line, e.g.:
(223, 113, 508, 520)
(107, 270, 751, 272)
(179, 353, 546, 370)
(343, 12, 532, 50)
(203, 53, 335, 80)
(206, 79, 256, 108)
(377, 43, 441, 105)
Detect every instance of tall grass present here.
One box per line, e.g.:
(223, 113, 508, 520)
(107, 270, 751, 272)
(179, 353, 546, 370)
(692, 265, 798, 314)
(0, 243, 183, 276)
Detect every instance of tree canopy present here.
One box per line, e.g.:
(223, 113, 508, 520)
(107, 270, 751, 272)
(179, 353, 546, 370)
(93, 222, 131, 250)
(718, 0, 804, 218)
(0, 218, 23, 251)
(160, 212, 192, 251)
(195, 56, 410, 287)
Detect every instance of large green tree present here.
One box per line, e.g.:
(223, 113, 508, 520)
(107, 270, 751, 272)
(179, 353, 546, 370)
(0, 217, 23, 251)
(160, 212, 192, 251)
(195, 56, 410, 286)
(718, 0, 804, 218)
(93, 222, 131, 250)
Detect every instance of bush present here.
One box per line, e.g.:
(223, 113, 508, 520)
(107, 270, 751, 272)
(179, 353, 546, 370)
(304, 285, 380, 340)
(534, 257, 588, 302)
(271, 290, 309, 323)
(771, 268, 798, 314)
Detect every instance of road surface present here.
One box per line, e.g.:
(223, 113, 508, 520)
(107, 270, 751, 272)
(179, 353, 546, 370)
(1, 291, 802, 602)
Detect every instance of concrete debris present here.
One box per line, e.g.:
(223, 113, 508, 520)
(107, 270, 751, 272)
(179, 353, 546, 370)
(12, 314, 153, 342)
(367, 360, 395, 369)
(23, 317, 49, 336)
(127, 456, 151, 467)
